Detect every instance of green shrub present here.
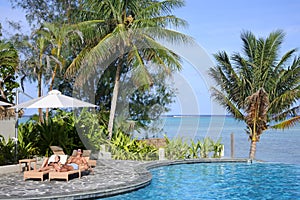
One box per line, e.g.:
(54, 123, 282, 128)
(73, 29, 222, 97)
(164, 136, 224, 160)
(165, 136, 189, 160)
(0, 135, 15, 165)
(110, 130, 158, 161)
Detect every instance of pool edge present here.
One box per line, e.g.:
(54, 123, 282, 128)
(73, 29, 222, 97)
(10, 158, 252, 200)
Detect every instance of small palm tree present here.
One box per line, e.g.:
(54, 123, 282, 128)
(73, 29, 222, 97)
(209, 30, 300, 159)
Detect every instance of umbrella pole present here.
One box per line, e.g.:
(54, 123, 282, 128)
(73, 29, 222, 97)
(14, 89, 19, 162)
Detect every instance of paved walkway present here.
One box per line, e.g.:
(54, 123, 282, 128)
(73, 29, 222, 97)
(0, 159, 152, 200)
(0, 158, 249, 200)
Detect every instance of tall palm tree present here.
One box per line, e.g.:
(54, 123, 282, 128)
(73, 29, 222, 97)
(21, 35, 58, 122)
(66, 0, 193, 140)
(39, 22, 84, 92)
(35, 22, 84, 119)
(209, 30, 300, 159)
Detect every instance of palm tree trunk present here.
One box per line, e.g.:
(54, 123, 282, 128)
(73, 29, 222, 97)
(47, 46, 62, 120)
(249, 139, 257, 160)
(46, 64, 58, 120)
(108, 63, 122, 140)
(37, 72, 44, 123)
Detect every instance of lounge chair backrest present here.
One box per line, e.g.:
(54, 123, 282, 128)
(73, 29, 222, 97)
(71, 149, 91, 157)
(50, 146, 65, 155)
(71, 150, 77, 156)
(83, 150, 91, 157)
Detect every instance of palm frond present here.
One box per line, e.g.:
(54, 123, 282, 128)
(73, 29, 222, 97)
(130, 46, 153, 87)
(271, 116, 300, 129)
(210, 87, 244, 120)
(240, 30, 257, 61)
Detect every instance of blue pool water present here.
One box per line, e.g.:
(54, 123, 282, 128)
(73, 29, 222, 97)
(103, 162, 300, 200)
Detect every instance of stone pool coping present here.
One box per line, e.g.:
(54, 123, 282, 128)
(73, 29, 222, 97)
(0, 158, 250, 199)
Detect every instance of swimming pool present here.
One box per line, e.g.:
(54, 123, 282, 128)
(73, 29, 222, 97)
(103, 162, 300, 199)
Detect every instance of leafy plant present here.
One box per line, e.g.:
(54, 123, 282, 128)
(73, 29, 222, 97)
(75, 109, 108, 151)
(17, 110, 85, 157)
(0, 40, 19, 104)
(0, 135, 15, 165)
(187, 139, 200, 159)
(36, 110, 84, 156)
(165, 136, 189, 160)
(199, 137, 214, 158)
(211, 138, 224, 158)
(17, 123, 38, 159)
(110, 130, 158, 161)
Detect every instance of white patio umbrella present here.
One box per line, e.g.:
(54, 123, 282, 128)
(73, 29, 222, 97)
(0, 100, 12, 106)
(11, 90, 97, 109)
(10, 90, 96, 161)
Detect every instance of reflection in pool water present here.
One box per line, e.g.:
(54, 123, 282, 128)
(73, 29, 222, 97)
(103, 163, 300, 200)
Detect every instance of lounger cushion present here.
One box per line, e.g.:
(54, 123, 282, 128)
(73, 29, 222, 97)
(48, 154, 68, 164)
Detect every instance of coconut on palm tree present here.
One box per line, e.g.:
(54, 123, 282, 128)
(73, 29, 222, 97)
(65, 0, 193, 140)
(209, 30, 300, 160)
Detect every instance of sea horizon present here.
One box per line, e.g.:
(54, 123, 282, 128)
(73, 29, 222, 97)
(158, 115, 300, 165)
(19, 115, 299, 165)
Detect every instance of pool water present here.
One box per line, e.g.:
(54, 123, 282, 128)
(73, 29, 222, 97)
(103, 163, 300, 200)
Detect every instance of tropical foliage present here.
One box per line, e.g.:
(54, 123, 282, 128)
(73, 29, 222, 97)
(0, 135, 16, 165)
(165, 137, 189, 160)
(0, 126, 38, 165)
(110, 130, 158, 161)
(10, 0, 79, 26)
(63, 0, 192, 140)
(7, 0, 188, 141)
(74, 108, 108, 151)
(164, 136, 223, 160)
(15, 110, 84, 157)
(0, 30, 20, 119)
(209, 30, 300, 159)
(0, 38, 19, 103)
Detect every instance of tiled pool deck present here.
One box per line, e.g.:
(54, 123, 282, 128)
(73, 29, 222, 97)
(0, 158, 249, 199)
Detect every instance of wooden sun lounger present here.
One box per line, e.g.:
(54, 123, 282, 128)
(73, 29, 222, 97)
(24, 170, 50, 181)
(47, 148, 95, 181)
(48, 169, 83, 182)
(48, 164, 94, 182)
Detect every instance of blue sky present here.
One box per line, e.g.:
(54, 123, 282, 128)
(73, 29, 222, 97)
(1, 0, 300, 115)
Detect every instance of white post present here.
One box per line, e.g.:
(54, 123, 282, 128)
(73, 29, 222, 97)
(159, 148, 165, 160)
(100, 144, 106, 152)
(221, 145, 224, 157)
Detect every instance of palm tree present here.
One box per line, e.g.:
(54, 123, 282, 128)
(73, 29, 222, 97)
(20, 34, 57, 122)
(209, 30, 300, 159)
(34, 22, 84, 119)
(0, 40, 19, 101)
(39, 22, 84, 92)
(66, 0, 193, 140)
(0, 40, 19, 119)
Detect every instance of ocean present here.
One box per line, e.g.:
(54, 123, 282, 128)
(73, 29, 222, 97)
(149, 115, 300, 165)
(20, 115, 299, 165)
